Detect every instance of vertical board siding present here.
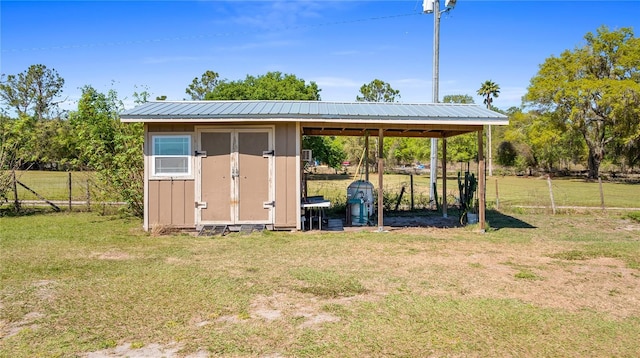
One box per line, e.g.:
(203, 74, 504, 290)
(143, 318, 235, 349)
(275, 123, 298, 228)
(148, 179, 194, 227)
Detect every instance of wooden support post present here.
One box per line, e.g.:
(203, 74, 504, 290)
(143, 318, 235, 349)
(377, 129, 384, 232)
(442, 138, 447, 218)
(547, 175, 556, 215)
(365, 131, 369, 182)
(86, 179, 91, 210)
(68, 172, 72, 212)
(495, 178, 500, 210)
(598, 177, 605, 211)
(410, 174, 414, 211)
(478, 129, 486, 231)
(12, 170, 20, 213)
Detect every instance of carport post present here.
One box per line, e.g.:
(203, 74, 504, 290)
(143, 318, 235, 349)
(365, 131, 369, 182)
(377, 129, 384, 232)
(442, 138, 447, 218)
(478, 128, 486, 231)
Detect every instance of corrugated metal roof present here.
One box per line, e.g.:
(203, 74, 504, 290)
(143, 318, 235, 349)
(120, 100, 508, 125)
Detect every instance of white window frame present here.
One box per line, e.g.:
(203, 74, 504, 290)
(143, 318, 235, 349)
(150, 134, 193, 178)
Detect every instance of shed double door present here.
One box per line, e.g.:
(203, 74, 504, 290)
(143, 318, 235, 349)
(196, 128, 274, 225)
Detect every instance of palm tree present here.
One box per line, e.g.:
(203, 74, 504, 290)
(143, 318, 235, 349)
(477, 80, 500, 176)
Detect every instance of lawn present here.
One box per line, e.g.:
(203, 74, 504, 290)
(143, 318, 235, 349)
(1, 211, 639, 357)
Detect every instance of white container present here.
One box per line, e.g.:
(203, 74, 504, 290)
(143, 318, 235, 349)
(347, 180, 374, 226)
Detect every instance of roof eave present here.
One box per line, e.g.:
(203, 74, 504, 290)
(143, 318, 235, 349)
(120, 116, 508, 126)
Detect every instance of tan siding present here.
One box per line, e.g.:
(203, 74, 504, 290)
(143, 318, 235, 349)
(148, 123, 195, 132)
(171, 181, 185, 224)
(148, 179, 195, 227)
(183, 180, 195, 225)
(274, 123, 298, 228)
(148, 180, 160, 226)
(158, 181, 172, 224)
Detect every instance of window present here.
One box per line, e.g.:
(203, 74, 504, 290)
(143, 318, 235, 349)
(152, 135, 191, 176)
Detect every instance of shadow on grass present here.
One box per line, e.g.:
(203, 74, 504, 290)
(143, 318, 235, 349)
(328, 208, 537, 230)
(486, 210, 536, 229)
(306, 173, 351, 181)
(0, 206, 56, 217)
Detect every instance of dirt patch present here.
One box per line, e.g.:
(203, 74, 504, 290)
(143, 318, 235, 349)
(1, 280, 56, 340)
(32, 279, 56, 301)
(2, 311, 45, 339)
(352, 234, 640, 319)
(84, 342, 208, 358)
(249, 292, 345, 328)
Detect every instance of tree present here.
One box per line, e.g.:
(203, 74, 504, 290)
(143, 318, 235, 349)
(496, 141, 517, 167)
(504, 108, 586, 173)
(477, 80, 500, 176)
(351, 80, 402, 168)
(207, 71, 320, 100)
(304, 136, 346, 170)
(525, 26, 640, 179)
(204, 71, 343, 168)
(442, 94, 474, 104)
(0, 64, 65, 120)
(442, 94, 477, 163)
(477, 80, 500, 109)
(69, 86, 144, 216)
(186, 70, 220, 100)
(356, 79, 400, 102)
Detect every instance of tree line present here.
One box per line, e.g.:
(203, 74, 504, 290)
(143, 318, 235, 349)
(1, 25, 638, 215)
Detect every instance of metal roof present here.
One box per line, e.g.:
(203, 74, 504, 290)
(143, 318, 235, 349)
(120, 100, 508, 126)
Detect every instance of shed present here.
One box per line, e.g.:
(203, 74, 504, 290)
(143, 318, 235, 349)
(120, 100, 508, 232)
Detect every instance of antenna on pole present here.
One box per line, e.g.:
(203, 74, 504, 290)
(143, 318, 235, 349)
(423, 0, 434, 13)
(445, 0, 457, 10)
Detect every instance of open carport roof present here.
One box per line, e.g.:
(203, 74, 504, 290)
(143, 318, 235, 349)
(120, 100, 508, 138)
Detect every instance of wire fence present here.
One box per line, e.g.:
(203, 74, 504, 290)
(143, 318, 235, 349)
(1, 171, 123, 213)
(3, 170, 639, 215)
(307, 170, 640, 214)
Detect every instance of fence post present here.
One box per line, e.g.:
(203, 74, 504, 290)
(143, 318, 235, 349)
(495, 178, 500, 210)
(86, 179, 91, 211)
(547, 175, 556, 215)
(68, 172, 72, 212)
(410, 174, 414, 211)
(12, 170, 20, 213)
(598, 177, 605, 211)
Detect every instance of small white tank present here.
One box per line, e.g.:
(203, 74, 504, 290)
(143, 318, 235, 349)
(347, 180, 375, 225)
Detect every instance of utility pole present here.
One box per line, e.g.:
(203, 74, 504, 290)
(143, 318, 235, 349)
(424, 0, 456, 206)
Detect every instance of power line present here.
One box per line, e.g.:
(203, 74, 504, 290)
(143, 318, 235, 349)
(2, 12, 421, 53)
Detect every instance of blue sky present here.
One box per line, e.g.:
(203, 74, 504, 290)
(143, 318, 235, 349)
(2, 0, 639, 112)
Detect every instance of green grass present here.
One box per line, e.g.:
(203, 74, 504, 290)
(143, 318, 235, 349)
(1, 211, 640, 357)
(289, 267, 368, 298)
(626, 211, 640, 222)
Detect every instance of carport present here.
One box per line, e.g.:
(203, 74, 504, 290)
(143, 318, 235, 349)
(121, 100, 508, 232)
